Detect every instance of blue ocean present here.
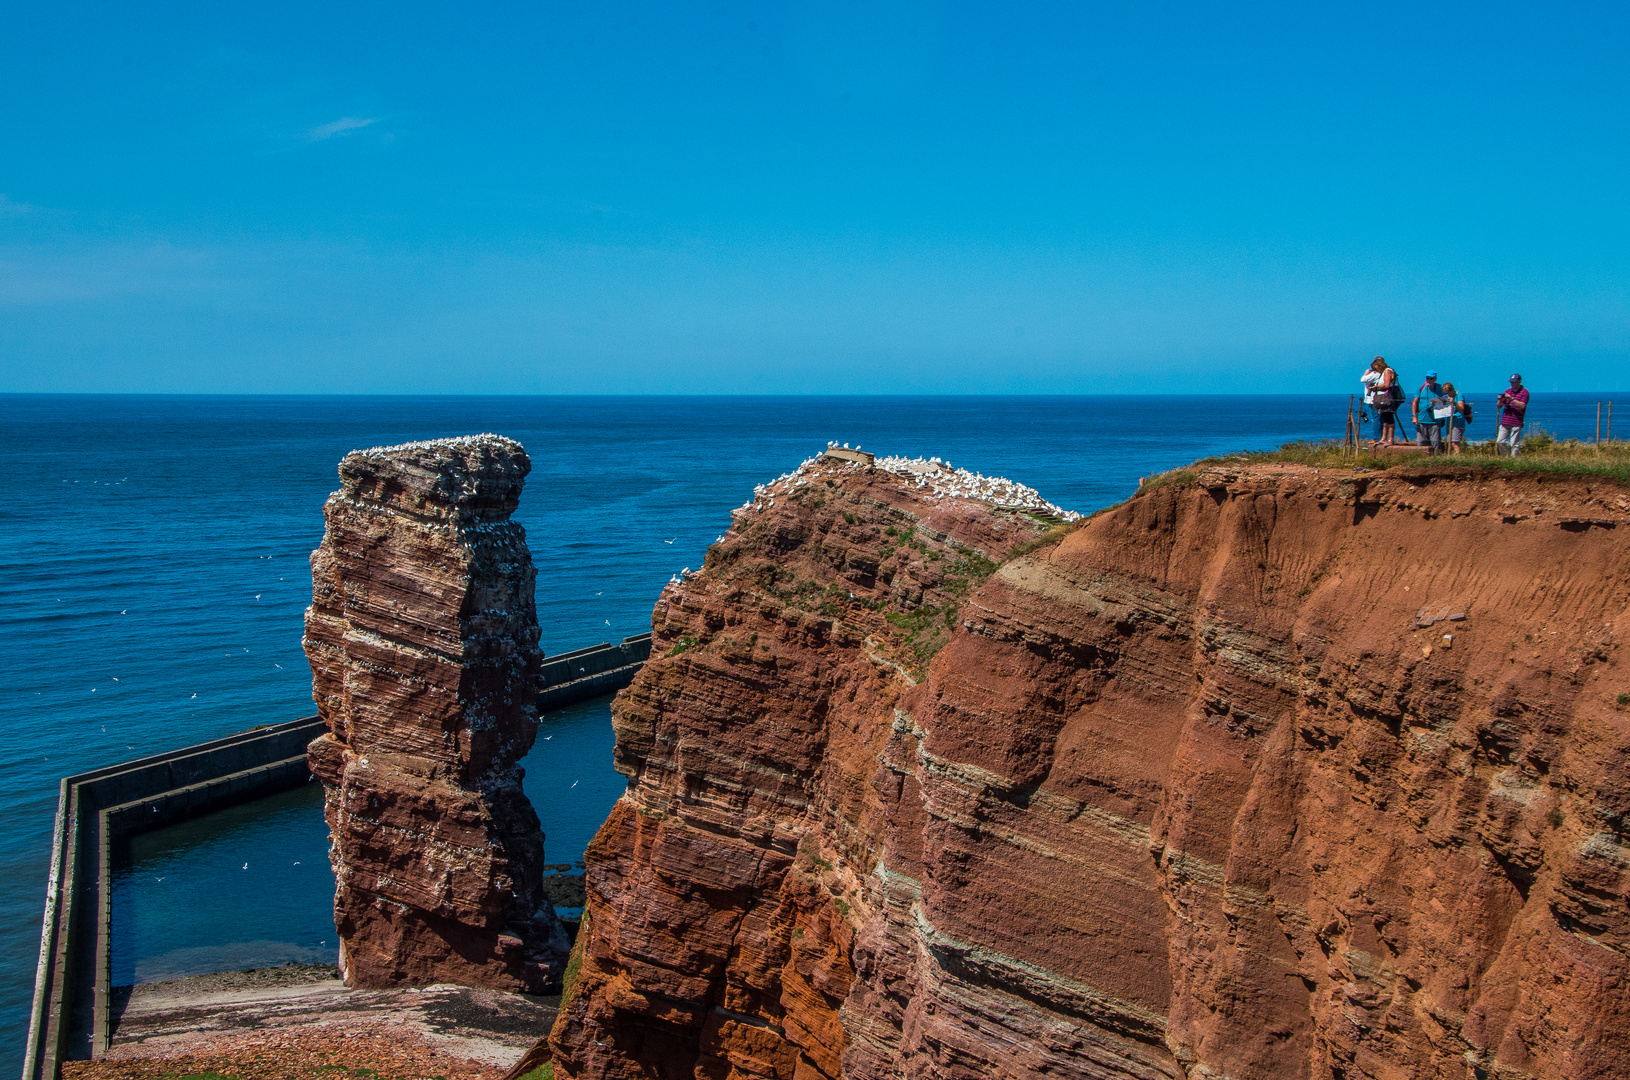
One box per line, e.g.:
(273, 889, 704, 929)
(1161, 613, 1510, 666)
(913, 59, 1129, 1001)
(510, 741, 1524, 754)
(0, 391, 1621, 1067)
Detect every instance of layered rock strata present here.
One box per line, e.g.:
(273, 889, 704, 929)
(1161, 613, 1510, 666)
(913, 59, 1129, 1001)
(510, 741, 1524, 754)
(304, 435, 569, 993)
(548, 455, 1630, 1080)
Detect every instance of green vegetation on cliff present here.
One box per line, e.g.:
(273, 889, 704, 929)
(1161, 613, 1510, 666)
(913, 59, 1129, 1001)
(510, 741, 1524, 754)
(1132, 436, 1630, 492)
(1236, 436, 1630, 483)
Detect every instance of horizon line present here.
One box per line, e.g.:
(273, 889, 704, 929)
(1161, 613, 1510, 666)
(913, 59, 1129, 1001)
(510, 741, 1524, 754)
(6, 390, 1630, 400)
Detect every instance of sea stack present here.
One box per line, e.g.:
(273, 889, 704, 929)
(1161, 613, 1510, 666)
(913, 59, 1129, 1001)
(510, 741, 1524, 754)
(303, 435, 569, 992)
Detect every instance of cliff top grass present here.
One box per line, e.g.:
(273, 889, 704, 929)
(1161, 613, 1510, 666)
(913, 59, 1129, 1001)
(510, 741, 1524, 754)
(1164, 431, 1630, 487)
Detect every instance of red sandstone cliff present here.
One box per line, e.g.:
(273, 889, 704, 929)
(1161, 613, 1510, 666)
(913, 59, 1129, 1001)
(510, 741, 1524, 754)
(304, 435, 570, 993)
(546, 454, 1630, 1080)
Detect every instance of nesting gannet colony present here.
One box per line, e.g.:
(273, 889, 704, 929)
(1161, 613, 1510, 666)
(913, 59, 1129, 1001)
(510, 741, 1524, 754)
(726, 444, 1081, 524)
(872, 454, 1081, 521)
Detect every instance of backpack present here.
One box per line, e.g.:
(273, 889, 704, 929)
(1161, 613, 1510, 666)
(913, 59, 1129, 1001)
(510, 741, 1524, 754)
(1461, 400, 1474, 423)
(1388, 381, 1405, 407)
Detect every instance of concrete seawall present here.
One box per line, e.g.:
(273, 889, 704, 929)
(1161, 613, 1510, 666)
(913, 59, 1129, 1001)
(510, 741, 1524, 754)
(537, 632, 652, 710)
(24, 633, 652, 1080)
(23, 717, 326, 1080)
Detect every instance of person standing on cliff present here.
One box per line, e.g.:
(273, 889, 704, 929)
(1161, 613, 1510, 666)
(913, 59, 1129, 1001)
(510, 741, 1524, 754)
(1361, 358, 1384, 441)
(1496, 374, 1529, 457)
(1413, 370, 1447, 454)
(1372, 357, 1401, 447)
(1441, 381, 1469, 455)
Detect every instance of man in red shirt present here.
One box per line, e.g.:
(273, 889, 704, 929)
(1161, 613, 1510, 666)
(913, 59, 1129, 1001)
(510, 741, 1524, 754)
(1496, 374, 1529, 457)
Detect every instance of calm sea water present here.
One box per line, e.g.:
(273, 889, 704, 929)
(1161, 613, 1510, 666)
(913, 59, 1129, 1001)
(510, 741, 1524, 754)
(0, 391, 1621, 1066)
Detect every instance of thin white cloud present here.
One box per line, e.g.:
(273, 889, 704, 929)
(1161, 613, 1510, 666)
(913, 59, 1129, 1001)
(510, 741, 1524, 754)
(0, 194, 36, 216)
(306, 116, 378, 141)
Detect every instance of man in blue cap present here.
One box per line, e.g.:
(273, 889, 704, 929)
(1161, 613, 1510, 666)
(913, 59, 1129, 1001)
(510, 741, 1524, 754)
(1496, 374, 1529, 457)
(1412, 370, 1448, 454)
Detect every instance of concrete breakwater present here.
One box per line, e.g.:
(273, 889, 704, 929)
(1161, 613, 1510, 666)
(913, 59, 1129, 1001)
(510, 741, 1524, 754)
(23, 717, 326, 1080)
(538, 632, 652, 709)
(24, 632, 651, 1080)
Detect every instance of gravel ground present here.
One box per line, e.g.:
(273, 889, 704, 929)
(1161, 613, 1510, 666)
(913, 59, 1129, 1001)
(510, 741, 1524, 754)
(61, 964, 557, 1080)
(62, 1026, 511, 1080)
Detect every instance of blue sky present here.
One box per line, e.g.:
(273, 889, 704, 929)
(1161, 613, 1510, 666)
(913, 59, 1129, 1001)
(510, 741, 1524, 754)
(2, 1, 1626, 394)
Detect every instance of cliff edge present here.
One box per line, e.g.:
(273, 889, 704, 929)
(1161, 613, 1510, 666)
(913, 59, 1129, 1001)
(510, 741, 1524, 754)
(304, 435, 570, 993)
(550, 455, 1630, 1080)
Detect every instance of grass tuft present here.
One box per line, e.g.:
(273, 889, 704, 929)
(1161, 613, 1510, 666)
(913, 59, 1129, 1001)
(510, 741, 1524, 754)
(1139, 467, 1200, 491)
(943, 551, 999, 595)
(885, 604, 956, 668)
(800, 836, 834, 871)
(1006, 522, 1074, 561)
(556, 911, 588, 1013)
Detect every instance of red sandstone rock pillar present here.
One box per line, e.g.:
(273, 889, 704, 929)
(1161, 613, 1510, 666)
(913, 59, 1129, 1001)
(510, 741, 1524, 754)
(303, 435, 569, 992)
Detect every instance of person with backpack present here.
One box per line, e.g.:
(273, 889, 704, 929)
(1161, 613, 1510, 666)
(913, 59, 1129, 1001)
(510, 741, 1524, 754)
(1496, 374, 1529, 457)
(1413, 370, 1448, 454)
(1361, 357, 1386, 441)
(1372, 357, 1402, 447)
(1442, 381, 1471, 454)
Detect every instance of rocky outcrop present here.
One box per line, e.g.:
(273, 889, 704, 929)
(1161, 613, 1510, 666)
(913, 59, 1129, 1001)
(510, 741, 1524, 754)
(304, 435, 570, 993)
(548, 455, 1630, 1080)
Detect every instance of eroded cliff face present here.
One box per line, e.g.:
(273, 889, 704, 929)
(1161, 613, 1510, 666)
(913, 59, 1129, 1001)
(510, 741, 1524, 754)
(304, 435, 570, 993)
(551, 456, 1630, 1080)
